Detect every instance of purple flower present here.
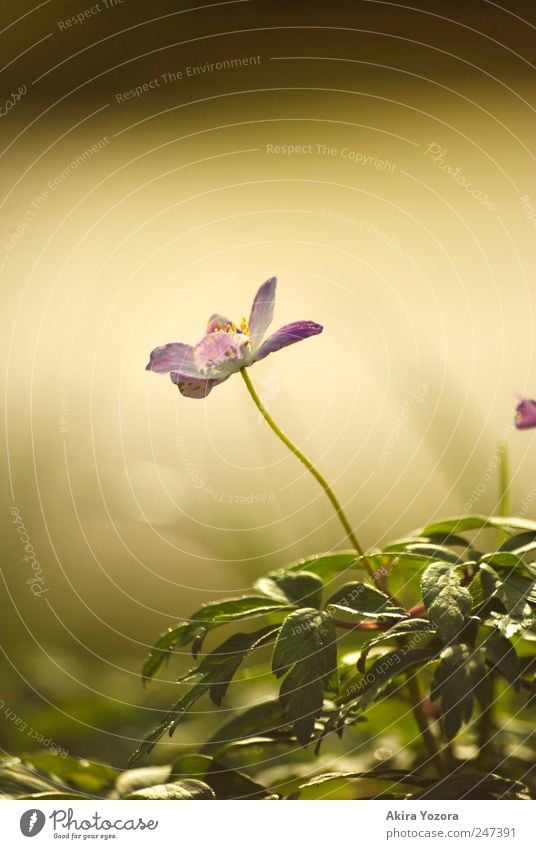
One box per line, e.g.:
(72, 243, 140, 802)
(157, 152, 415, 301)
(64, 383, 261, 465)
(515, 397, 536, 429)
(146, 277, 323, 398)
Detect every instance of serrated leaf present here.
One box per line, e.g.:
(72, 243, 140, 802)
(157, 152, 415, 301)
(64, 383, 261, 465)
(202, 698, 290, 755)
(480, 552, 536, 582)
(129, 682, 208, 766)
(499, 530, 536, 553)
(279, 662, 324, 745)
(357, 619, 437, 672)
(142, 622, 199, 682)
(143, 597, 289, 681)
(126, 779, 215, 800)
(421, 562, 472, 643)
(341, 648, 438, 710)
(271, 609, 338, 744)
(255, 570, 324, 609)
(489, 610, 534, 639)
(286, 551, 359, 579)
(131, 627, 278, 765)
(484, 632, 521, 690)
(431, 644, 490, 739)
(272, 609, 337, 683)
(468, 574, 483, 607)
(325, 582, 406, 619)
(179, 626, 278, 706)
(475, 565, 535, 635)
(498, 572, 536, 612)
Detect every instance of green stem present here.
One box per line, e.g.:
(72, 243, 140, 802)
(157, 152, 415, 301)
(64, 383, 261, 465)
(240, 368, 379, 587)
(405, 673, 445, 777)
(496, 441, 510, 548)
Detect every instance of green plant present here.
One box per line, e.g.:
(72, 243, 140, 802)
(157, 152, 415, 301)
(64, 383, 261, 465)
(4, 279, 534, 802)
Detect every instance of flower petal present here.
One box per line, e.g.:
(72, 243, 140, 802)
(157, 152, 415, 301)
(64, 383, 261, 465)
(193, 330, 252, 378)
(515, 397, 536, 429)
(254, 320, 323, 363)
(248, 277, 277, 349)
(206, 314, 233, 333)
(170, 372, 226, 399)
(145, 343, 201, 376)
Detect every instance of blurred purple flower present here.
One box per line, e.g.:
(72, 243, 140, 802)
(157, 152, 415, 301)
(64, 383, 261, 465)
(146, 277, 323, 398)
(515, 397, 536, 430)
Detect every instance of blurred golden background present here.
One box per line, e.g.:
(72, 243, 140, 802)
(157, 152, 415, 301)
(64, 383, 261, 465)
(1, 0, 536, 762)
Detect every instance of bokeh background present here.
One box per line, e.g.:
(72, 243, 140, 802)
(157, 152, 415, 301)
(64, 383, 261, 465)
(1, 0, 536, 765)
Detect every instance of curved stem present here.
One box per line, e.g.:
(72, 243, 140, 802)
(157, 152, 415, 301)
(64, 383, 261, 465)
(240, 368, 379, 587)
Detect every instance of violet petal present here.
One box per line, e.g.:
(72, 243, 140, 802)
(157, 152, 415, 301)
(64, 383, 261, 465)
(248, 277, 277, 350)
(145, 342, 201, 376)
(254, 320, 323, 363)
(515, 397, 536, 429)
(206, 313, 234, 334)
(170, 372, 226, 398)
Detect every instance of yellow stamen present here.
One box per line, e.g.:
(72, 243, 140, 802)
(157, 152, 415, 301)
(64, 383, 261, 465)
(240, 316, 251, 337)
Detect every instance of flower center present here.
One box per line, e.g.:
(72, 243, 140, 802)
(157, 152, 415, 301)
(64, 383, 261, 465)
(193, 323, 252, 377)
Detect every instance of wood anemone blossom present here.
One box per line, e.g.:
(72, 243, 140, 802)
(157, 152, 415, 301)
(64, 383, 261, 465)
(146, 277, 323, 398)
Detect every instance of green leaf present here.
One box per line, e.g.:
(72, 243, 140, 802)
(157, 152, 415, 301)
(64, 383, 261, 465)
(326, 582, 406, 619)
(420, 515, 536, 536)
(357, 619, 437, 672)
(17, 792, 86, 800)
(272, 609, 337, 684)
(484, 632, 521, 690)
(205, 761, 273, 800)
(142, 623, 197, 681)
(342, 648, 438, 710)
(255, 570, 324, 609)
(131, 627, 278, 765)
(115, 766, 172, 798)
(297, 769, 432, 796)
(468, 571, 488, 608)
(480, 552, 536, 582)
(272, 609, 338, 744)
(498, 572, 536, 612)
(143, 596, 289, 681)
(126, 779, 215, 800)
(172, 753, 274, 799)
(490, 609, 534, 639)
(202, 698, 290, 755)
(20, 753, 117, 795)
(499, 530, 536, 554)
(421, 562, 472, 643)
(129, 682, 209, 766)
(179, 626, 278, 706)
(279, 662, 324, 745)
(416, 771, 531, 800)
(0, 762, 63, 797)
(431, 644, 490, 739)
(474, 564, 535, 636)
(286, 551, 359, 580)
(385, 542, 463, 563)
